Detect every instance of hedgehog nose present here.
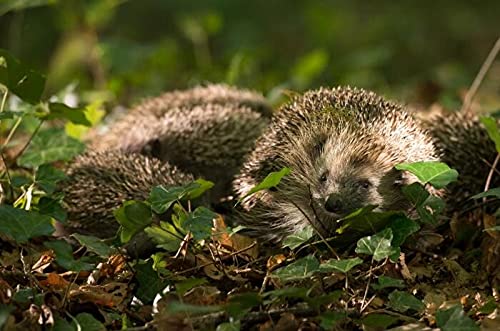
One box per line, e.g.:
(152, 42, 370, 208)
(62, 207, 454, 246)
(325, 194, 344, 214)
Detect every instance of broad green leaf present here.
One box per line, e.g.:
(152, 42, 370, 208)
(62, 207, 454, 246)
(355, 228, 398, 261)
(395, 161, 458, 189)
(319, 257, 363, 273)
(37, 197, 67, 222)
(0, 110, 22, 120)
(0, 304, 14, 330)
(66, 102, 105, 139)
(35, 164, 67, 194)
(134, 260, 168, 304)
(272, 255, 320, 282)
(216, 321, 240, 331)
(144, 221, 183, 252)
(17, 128, 86, 168)
(184, 207, 217, 240)
(362, 313, 399, 329)
(401, 182, 429, 206)
(282, 225, 314, 249)
(241, 167, 291, 199)
(371, 275, 405, 290)
(436, 305, 479, 331)
(72, 233, 114, 258)
(114, 201, 152, 243)
(38, 102, 91, 126)
(480, 116, 500, 152)
(387, 290, 424, 313)
(0, 205, 54, 242)
(175, 278, 208, 296)
(74, 312, 106, 331)
(149, 179, 212, 214)
(472, 188, 500, 199)
(0, 49, 45, 104)
(0, 1, 57, 16)
(416, 195, 445, 225)
(44, 240, 94, 271)
(389, 216, 420, 247)
(184, 179, 214, 200)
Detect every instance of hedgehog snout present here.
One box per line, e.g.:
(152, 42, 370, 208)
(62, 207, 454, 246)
(324, 193, 347, 214)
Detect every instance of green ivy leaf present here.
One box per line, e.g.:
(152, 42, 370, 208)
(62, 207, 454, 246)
(319, 257, 363, 273)
(355, 228, 398, 261)
(480, 116, 500, 153)
(44, 240, 94, 271)
(35, 164, 67, 194)
(371, 275, 405, 290)
(166, 301, 222, 315)
(263, 287, 310, 301)
(395, 161, 458, 189)
(387, 290, 424, 313)
(38, 102, 91, 126)
(282, 225, 314, 249)
(389, 216, 420, 247)
(184, 207, 217, 240)
(472, 188, 500, 199)
(401, 182, 429, 206)
(72, 233, 114, 258)
(149, 179, 213, 214)
(135, 260, 168, 304)
(0, 49, 45, 104)
(0, 205, 54, 242)
(114, 201, 152, 243)
(37, 197, 67, 222)
(436, 305, 479, 331)
(17, 128, 85, 168)
(144, 221, 184, 252)
(272, 255, 320, 282)
(241, 167, 290, 200)
(74, 312, 106, 331)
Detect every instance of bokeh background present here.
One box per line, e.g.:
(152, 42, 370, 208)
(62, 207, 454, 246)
(1, 0, 499, 109)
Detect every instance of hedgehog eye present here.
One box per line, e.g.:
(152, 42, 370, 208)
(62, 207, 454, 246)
(359, 180, 371, 189)
(320, 172, 328, 183)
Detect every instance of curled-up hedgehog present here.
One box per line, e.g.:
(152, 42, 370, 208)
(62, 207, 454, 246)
(233, 86, 439, 241)
(90, 84, 272, 202)
(61, 150, 194, 238)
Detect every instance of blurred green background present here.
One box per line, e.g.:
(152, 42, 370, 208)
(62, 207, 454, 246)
(1, 0, 499, 109)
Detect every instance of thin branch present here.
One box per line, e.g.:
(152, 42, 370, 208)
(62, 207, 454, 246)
(461, 37, 500, 113)
(13, 119, 43, 162)
(484, 153, 500, 193)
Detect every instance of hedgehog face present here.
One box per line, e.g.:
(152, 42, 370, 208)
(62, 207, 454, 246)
(279, 131, 413, 236)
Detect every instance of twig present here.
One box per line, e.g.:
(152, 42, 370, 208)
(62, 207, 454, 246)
(484, 153, 500, 194)
(460, 37, 500, 113)
(0, 88, 7, 112)
(13, 119, 43, 162)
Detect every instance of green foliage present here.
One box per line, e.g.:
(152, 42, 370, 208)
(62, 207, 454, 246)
(436, 306, 479, 331)
(114, 201, 152, 243)
(44, 240, 95, 271)
(371, 276, 406, 290)
(272, 255, 320, 282)
(0, 49, 45, 104)
(387, 290, 425, 313)
(480, 116, 500, 153)
(282, 225, 314, 249)
(74, 312, 106, 331)
(319, 257, 363, 273)
(134, 260, 168, 304)
(240, 167, 290, 201)
(355, 228, 399, 262)
(184, 206, 217, 241)
(395, 161, 458, 189)
(472, 188, 500, 199)
(71, 233, 114, 258)
(0, 205, 54, 242)
(149, 179, 213, 214)
(17, 128, 86, 168)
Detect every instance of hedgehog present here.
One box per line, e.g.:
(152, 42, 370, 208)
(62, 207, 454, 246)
(232, 86, 439, 241)
(61, 150, 194, 238)
(422, 111, 499, 211)
(89, 84, 272, 202)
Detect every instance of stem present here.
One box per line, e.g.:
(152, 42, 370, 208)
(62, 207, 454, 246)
(13, 119, 43, 162)
(460, 37, 500, 113)
(0, 88, 7, 112)
(483, 152, 500, 204)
